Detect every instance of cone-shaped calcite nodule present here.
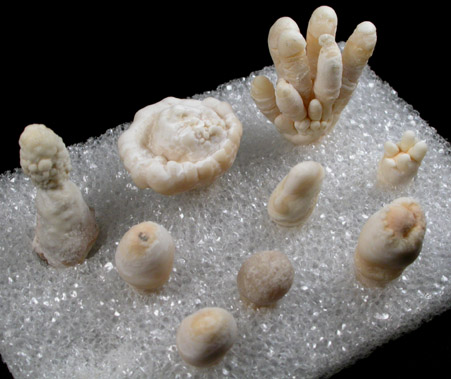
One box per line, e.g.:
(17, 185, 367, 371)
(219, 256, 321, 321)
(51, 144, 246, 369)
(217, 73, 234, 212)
(115, 221, 175, 292)
(19, 124, 99, 267)
(176, 307, 237, 367)
(354, 197, 426, 287)
(237, 250, 294, 307)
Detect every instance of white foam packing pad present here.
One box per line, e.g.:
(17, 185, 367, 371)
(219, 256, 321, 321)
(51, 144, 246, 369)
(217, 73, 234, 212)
(1, 65, 450, 379)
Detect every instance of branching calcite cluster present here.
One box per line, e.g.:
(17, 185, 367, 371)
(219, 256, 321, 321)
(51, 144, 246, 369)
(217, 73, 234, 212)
(251, 6, 377, 144)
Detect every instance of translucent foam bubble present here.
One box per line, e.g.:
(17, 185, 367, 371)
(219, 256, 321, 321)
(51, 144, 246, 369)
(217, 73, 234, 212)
(1, 64, 450, 378)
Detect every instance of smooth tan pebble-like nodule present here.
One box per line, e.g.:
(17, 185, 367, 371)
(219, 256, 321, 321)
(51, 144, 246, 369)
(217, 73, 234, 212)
(354, 197, 426, 287)
(115, 221, 175, 292)
(176, 307, 237, 367)
(237, 250, 294, 306)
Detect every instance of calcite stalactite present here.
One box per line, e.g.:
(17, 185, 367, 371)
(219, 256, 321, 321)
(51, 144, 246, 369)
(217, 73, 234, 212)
(19, 124, 99, 267)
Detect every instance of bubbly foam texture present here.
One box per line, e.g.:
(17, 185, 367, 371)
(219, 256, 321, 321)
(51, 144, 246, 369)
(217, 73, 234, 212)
(1, 63, 450, 378)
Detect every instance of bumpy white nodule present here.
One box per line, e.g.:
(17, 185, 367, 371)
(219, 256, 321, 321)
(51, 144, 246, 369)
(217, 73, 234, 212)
(237, 250, 294, 307)
(268, 161, 324, 226)
(354, 197, 426, 288)
(251, 6, 377, 144)
(377, 130, 427, 187)
(176, 307, 238, 367)
(118, 97, 243, 195)
(19, 124, 99, 268)
(115, 221, 175, 293)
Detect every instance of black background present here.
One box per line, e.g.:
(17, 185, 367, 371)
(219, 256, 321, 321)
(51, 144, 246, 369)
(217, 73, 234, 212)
(2, 1, 450, 378)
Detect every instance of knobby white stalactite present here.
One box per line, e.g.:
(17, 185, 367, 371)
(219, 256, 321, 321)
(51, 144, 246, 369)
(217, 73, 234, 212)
(19, 124, 99, 268)
(251, 6, 377, 144)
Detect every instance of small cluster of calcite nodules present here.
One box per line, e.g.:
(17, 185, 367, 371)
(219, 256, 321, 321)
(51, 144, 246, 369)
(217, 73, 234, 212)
(117, 97, 243, 195)
(176, 307, 238, 367)
(115, 221, 175, 293)
(19, 124, 99, 268)
(354, 197, 426, 287)
(377, 130, 427, 188)
(268, 161, 324, 227)
(251, 6, 377, 144)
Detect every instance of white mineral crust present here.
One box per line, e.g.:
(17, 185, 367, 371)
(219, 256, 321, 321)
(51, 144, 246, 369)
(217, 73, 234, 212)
(19, 124, 99, 267)
(377, 130, 428, 187)
(354, 197, 426, 287)
(117, 97, 243, 195)
(251, 6, 377, 144)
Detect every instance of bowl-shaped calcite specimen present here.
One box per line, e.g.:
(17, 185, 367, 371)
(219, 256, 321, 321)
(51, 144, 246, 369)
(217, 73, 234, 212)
(118, 97, 243, 195)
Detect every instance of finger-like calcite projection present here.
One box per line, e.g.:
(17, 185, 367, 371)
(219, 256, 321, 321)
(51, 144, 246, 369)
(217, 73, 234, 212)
(268, 16, 300, 77)
(306, 5, 337, 83)
(251, 6, 377, 144)
(19, 124, 99, 268)
(176, 307, 237, 367)
(377, 130, 428, 187)
(334, 21, 378, 115)
(354, 197, 426, 287)
(268, 161, 324, 226)
(250, 76, 280, 123)
(118, 97, 242, 195)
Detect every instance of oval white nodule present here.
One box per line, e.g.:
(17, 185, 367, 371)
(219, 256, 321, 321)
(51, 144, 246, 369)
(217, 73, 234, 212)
(176, 307, 237, 367)
(354, 197, 426, 287)
(115, 221, 175, 293)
